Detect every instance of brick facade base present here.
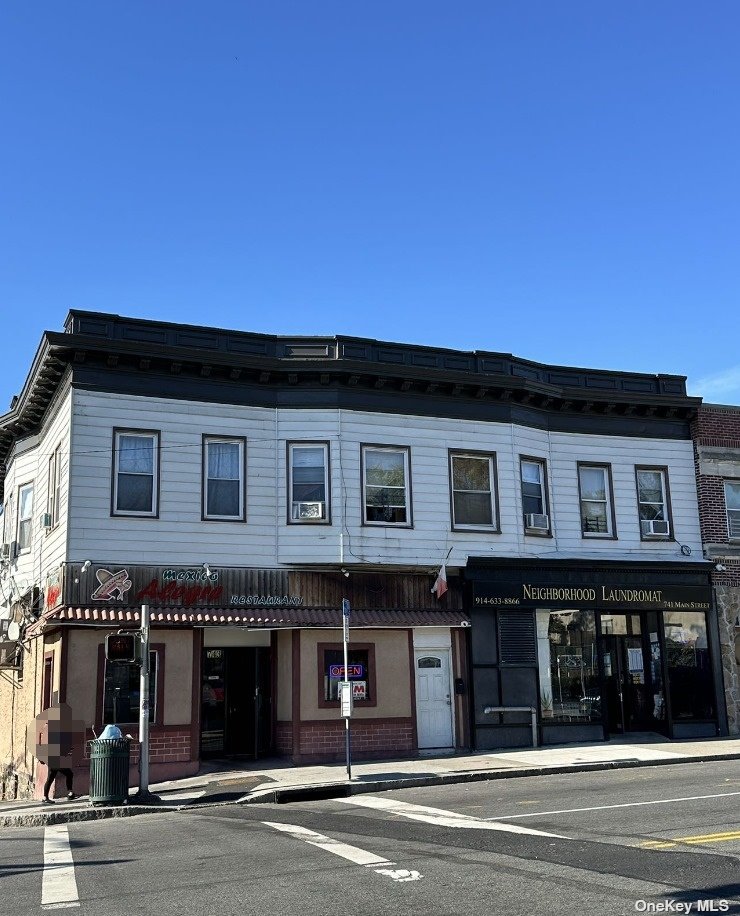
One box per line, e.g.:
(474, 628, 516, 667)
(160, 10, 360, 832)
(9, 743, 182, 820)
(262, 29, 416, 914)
(34, 724, 198, 800)
(287, 718, 415, 765)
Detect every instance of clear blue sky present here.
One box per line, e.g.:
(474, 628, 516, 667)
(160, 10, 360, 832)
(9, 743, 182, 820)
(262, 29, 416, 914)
(2, 2, 739, 411)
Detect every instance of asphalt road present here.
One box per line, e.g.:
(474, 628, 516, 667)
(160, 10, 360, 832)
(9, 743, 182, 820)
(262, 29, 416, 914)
(2, 759, 739, 916)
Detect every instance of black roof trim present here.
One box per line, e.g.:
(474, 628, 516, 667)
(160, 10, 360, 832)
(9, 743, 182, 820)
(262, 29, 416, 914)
(0, 310, 702, 499)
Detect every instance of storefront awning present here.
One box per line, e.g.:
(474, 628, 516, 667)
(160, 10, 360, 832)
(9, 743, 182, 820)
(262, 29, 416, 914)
(31, 605, 471, 630)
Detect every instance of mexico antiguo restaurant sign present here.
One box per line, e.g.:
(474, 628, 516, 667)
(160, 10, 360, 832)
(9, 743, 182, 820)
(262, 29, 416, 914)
(473, 581, 711, 612)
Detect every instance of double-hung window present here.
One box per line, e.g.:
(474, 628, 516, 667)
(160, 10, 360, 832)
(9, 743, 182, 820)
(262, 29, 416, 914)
(520, 457, 550, 534)
(725, 481, 740, 539)
(449, 451, 498, 530)
(47, 444, 61, 528)
(636, 466, 672, 538)
(578, 463, 615, 537)
(362, 445, 412, 526)
(203, 437, 246, 521)
(17, 483, 34, 552)
(112, 430, 160, 517)
(288, 442, 329, 523)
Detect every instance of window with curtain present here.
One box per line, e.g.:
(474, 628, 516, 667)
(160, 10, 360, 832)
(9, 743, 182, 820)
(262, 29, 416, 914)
(450, 452, 497, 529)
(113, 430, 159, 516)
(289, 443, 329, 522)
(578, 464, 614, 536)
(203, 437, 245, 520)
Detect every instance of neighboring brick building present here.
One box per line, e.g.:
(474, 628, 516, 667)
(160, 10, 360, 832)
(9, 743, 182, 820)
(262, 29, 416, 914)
(692, 403, 740, 734)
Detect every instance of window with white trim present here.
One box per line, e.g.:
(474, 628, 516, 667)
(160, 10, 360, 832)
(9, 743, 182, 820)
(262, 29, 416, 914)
(362, 446, 411, 525)
(578, 464, 614, 537)
(289, 443, 329, 523)
(725, 481, 740, 539)
(47, 444, 61, 528)
(450, 452, 497, 529)
(636, 467, 671, 538)
(17, 483, 34, 552)
(203, 437, 245, 521)
(113, 430, 159, 516)
(520, 458, 550, 533)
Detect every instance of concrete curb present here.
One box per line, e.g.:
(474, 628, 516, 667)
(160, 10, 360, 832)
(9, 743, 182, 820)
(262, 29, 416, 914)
(4, 750, 740, 827)
(242, 750, 740, 805)
(0, 804, 181, 829)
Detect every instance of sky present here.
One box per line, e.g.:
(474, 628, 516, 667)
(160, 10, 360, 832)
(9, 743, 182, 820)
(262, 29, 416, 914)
(1, 2, 739, 412)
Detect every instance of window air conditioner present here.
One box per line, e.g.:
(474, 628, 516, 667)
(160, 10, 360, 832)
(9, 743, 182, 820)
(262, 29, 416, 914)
(524, 513, 549, 531)
(41, 513, 53, 529)
(293, 501, 324, 520)
(641, 519, 670, 537)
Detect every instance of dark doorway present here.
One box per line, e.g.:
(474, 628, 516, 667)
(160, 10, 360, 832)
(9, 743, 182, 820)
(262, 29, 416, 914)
(200, 646, 272, 758)
(601, 612, 666, 735)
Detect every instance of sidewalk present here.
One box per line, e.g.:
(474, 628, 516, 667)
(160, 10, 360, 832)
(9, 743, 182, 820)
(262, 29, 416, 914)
(2, 734, 739, 828)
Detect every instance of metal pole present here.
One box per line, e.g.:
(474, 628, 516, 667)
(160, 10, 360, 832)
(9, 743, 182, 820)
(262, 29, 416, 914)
(132, 603, 159, 804)
(139, 602, 150, 794)
(342, 598, 351, 780)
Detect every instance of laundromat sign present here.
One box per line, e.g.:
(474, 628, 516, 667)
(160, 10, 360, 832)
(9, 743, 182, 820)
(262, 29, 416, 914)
(473, 581, 712, 612)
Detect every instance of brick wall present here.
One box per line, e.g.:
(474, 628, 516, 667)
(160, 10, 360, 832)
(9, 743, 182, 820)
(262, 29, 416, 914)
(82, 725, 192, 765)
(275, 722, 292, 756)
(294, 718, 414, 764)
(691, 405, 740, 546)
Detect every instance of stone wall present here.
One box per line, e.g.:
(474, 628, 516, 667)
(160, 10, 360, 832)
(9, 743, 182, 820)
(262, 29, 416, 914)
(715, 582, 740, 735)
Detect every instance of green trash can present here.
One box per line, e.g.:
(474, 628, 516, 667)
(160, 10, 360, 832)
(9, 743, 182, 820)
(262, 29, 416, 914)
(89, 738, 131, 806)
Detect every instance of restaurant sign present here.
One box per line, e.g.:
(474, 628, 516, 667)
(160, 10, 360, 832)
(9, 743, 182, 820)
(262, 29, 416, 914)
(473, 582, 712, 612)
(65, 564, 303, 609)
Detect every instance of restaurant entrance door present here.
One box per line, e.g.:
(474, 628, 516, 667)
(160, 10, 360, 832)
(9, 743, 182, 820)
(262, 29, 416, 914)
(200, 646, 272, 757)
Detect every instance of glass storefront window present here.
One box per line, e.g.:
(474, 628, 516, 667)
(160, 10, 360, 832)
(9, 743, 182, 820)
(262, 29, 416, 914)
(539, 610, 600, 722)
(664, 612, 715, 721)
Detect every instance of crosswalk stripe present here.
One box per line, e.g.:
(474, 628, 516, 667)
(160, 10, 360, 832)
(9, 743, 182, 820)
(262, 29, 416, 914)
(335, 795, 566, 838)
(262, 821, 423, 882)
(42, 826, 80, 910)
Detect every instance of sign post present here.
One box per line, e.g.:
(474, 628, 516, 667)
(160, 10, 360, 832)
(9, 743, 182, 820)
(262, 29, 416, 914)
(131, 603, 160, 804)
(341, 598, 352, 780)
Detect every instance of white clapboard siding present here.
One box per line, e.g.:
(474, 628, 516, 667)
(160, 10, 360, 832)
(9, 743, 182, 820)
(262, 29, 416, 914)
(2, 390, 72, 587)
(65, 392, 702, 569)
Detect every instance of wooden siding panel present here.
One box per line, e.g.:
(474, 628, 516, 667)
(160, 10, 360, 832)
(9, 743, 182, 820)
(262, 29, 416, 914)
(67, 393, 702, 569)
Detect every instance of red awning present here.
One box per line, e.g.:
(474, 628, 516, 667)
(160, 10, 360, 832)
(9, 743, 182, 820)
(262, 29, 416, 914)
(31, 605, 471, 631)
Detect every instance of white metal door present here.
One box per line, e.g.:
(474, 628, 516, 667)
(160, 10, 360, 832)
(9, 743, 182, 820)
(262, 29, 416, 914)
(415, 650, 453, 749)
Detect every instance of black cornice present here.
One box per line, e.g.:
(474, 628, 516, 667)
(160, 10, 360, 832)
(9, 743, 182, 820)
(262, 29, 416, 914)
(0, 310, 702, 500)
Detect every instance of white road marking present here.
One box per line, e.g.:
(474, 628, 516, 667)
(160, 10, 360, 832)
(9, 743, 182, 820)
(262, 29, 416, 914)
(486, 746, 684, 766)
(482, 790, 740, 821)
(42, 826, 80, 910)
(335, 795, 565, 838)
(262, 821, 422, 882)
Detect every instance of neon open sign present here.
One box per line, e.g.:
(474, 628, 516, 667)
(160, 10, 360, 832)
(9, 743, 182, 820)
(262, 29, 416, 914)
(329, 664, 364, 679)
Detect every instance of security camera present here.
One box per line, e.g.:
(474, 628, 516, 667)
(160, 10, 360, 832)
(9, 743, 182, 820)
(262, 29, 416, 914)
(460, 620, 471, 628)
(715, 563, 726, 572)
(341, 568, 350, 578)
(81, 560, 92, 573)
(203, 563, 211, 577)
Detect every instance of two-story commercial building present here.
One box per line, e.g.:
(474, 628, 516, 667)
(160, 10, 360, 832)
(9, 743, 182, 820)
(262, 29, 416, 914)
(692, 403, 740, 734)
(0, 311, 724, 799)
